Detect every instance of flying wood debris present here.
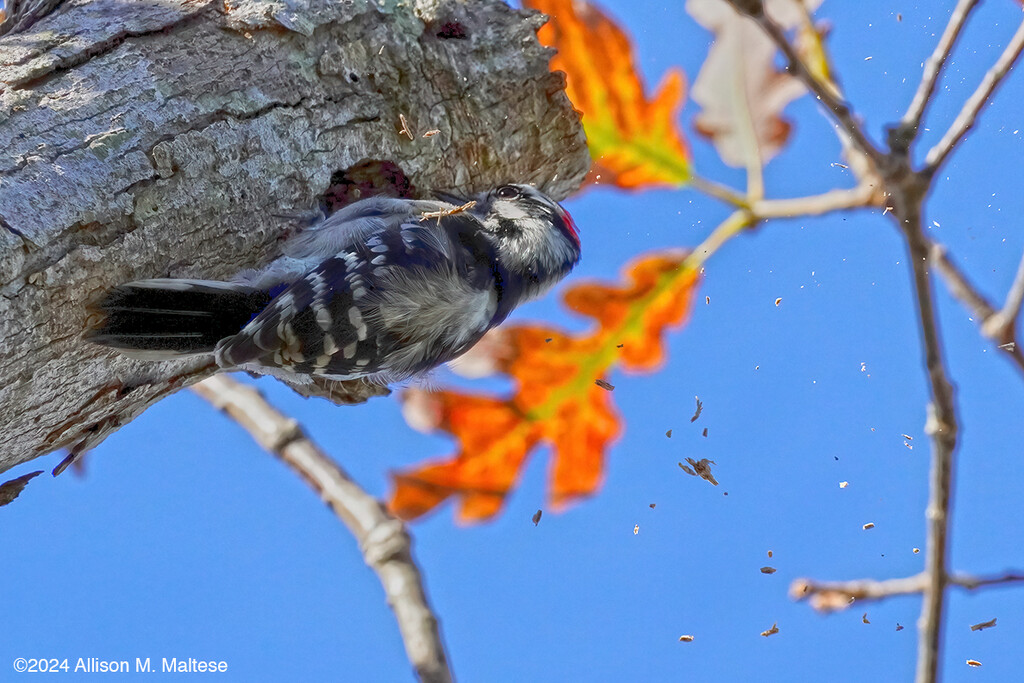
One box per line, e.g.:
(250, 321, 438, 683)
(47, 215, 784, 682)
(665, 429, 673, 438)
(633, 524, 639, 535)
(419, 200, 477, 224)
(678, 635, 694, 642)
(532, 510, 542, 526)
(760, 623, 779, 637)
(839, 481, 849, 488)
(970, 618, 997, 632)
(702, 428, 708, 437)
(760, 567, 777, 574)
(896, 623, 904, 632)
(398, 113, 414, 140)
(595, 379, 615, 391)
(913, 548, 920, 554)
(767, 550, 773, 558)
(690, 396, 703, 422)
(422, 129, 441, 138)
(999, 341, 1016, 352)
(862, 613, 870, 624)
(967, 660, 982, 667)
(679, 458, 718, 485)
(863, 522, 875, 530)
(774, 298, 782, 306)
(398, 114, 415, 140)
(649, 503, 656, 509)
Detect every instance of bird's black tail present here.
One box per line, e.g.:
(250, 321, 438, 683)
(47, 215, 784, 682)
(85, 279, 272, 358)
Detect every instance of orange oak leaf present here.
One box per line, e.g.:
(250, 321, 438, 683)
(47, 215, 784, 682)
(527, 0, 692, 188)
(388, 252, 700, 523)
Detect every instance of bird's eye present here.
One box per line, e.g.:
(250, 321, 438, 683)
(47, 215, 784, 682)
(496, 185, 520, 199)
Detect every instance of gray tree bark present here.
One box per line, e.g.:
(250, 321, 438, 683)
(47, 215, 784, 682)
(0, 0, 589, 474)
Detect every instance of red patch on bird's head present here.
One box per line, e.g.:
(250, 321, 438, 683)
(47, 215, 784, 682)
(557, 206, 580, 247)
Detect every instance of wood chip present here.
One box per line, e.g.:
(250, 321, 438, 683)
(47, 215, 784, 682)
(896, 623, 904, 631)
(863, 522, 875, 530)
(702, 428, 708, 437)
(678, 635, 694, 642)
(398, 113, 414, 140)
(862, 613, 870, 624)
(970, 618, 997, 632)
(532, 509, 542, 526)
(678, 458, 719, 485)
(774, 298, 782, 306)
(595, 378, 615, 391)
(913, 547, 920, 554)
(767, 550, 773, 558)
(690, 396, 703, 422)
(665, 429, 673, 438)
(419, 200, 476, 223)
(966, 660, 982, 667)
(839, 481, 849, 488)
(760, 566, 776, 574)
(422, 129, 441, 138)
(649, 503, 656, 509)
(760, 622, 779, 637)
(633, 524, 639, 535)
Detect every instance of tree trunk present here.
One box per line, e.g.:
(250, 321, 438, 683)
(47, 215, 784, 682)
(0, 0, 589, 473)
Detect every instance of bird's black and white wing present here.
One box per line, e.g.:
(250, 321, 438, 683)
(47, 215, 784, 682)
(214, 211, 502, 382)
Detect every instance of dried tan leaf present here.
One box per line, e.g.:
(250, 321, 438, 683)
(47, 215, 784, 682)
(686, 0, 821, 167)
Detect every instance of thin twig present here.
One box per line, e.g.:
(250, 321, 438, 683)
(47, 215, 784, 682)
(988, 248, 1024, 337)
(791, 569, 1024, 612)
(753, 12, 883, 167)
(689, 174, 748, 208)
(899, 0, 982, 141)
(751, 182, 881, 219)
(951, 571, 1024, 590)
(790, 573, 927, 612)
(924, 18, 1024, 173)
(930, 243, 1024, 375)
(192, 375, 453, 683)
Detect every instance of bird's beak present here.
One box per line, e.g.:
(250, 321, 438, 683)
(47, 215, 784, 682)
(434, 189, 470, 205)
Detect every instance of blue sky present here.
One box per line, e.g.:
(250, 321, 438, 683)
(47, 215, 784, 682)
(5, 1, 1024, 680)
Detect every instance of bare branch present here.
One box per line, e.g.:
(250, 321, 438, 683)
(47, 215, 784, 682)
(192, 375, 452, 683)
(951, 571, 1024, 591)
(899, 0, 982, 140)
(753, 12, 883, 167)
(888, 186, 959, 683)
(790, 573, 927, 612)
(924, 18, 1024, 173)
(930, 244, 1024, 375)
(984, 248, 1024, 342)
